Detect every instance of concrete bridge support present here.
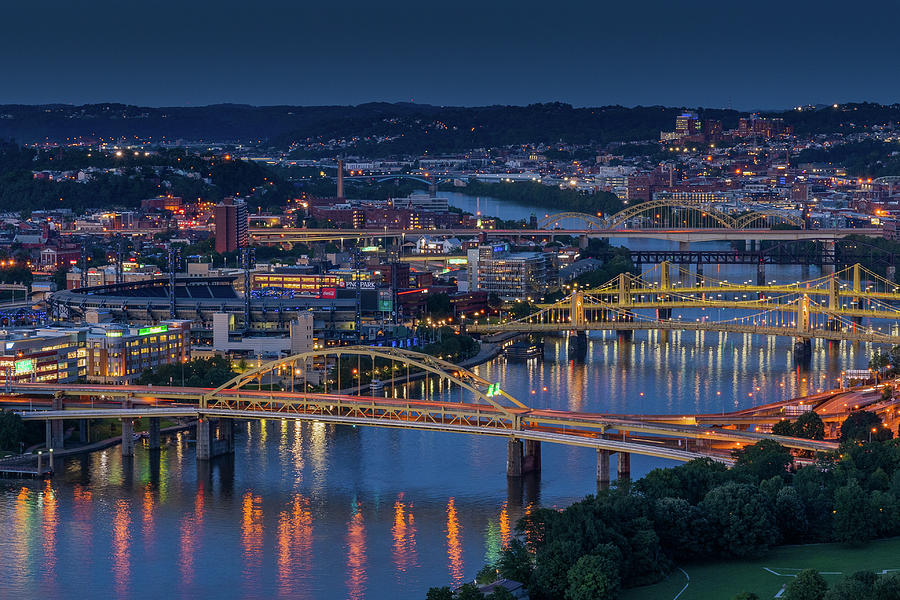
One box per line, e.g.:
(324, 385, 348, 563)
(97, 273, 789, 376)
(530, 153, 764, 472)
(148, 417, 161, 450)
(196, 418, 236, 461)
(889, 266, 897, 283)
(757, 262, 766, 287)
(523, 440, 541, 474)
(45, 394, 65, 450)
(695, 263, 704, 288)
(507, 438, 523, 477)
(597, 449, 611, 489)
(79, 419, 89, 443)
(197, 418, 211, 460)
(793, 338, 812, 365)
(568, 331, 587, 358)
(121, 418, 135, 457)
(617, 452, 631, 481)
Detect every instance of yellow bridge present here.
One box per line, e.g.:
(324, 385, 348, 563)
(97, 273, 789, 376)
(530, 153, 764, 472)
(468, 263, 900, 345)
(12, 346, 838, 484)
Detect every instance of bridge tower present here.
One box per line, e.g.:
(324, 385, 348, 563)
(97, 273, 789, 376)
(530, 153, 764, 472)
(794, 294, 812, 363)
(851, 263, 863, 329)
(568, 290, 588, 357)
(827, 274, 841, 331)
(617, 273, 634, 341)
(657, 261, 672, 321)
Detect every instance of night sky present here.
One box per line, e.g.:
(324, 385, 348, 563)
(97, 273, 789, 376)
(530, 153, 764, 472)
(2, 0, 897, 109)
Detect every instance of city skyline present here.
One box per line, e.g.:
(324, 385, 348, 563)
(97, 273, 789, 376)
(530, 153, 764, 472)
(2, 0, 898, 109)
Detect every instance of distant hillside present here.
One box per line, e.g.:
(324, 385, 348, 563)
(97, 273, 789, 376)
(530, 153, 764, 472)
(0, 102, 897, 155)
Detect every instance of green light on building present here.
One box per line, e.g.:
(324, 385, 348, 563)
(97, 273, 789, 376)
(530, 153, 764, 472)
(138, 325, 168, 336)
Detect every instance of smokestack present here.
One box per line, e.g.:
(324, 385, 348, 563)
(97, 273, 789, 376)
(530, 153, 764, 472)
(337, 159, 344, 199)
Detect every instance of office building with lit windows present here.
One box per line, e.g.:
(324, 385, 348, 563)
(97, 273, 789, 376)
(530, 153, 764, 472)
(0, 320, 190, 385)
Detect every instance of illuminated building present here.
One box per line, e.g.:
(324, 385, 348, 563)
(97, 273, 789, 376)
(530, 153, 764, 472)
(0, 320, 189, 384)
(214, 197, 249, 253)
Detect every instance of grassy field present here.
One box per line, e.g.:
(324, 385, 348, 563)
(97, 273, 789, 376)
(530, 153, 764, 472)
(621, 537, 900, 600)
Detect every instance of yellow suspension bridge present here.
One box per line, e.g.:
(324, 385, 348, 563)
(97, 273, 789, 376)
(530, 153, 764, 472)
(468, 263, 900, 345)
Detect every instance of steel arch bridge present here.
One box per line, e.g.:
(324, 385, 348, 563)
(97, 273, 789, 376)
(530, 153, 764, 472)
(538, 202, 806, 231)
(12, 343, 843, 470)
(202, 345, 527, 415)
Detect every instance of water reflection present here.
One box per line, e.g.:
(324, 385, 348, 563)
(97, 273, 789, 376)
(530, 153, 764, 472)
(445, 497, 464, 585)
(346, 501, 367, 600)
(391, 495, 418, 579)
(277, 493, 313, 598)
(240, 492, 264, 592)
(112, 499, 131, 598)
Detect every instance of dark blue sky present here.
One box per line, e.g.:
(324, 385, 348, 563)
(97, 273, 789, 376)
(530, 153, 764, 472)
(2, 0, 897, 109)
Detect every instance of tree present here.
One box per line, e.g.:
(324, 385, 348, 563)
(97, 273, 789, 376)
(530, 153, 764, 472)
(775, 486, 809, 543)
(824, 572, 875, 600)
(731, 439, 793, 483)
(475, 564, 498, 585)
(785, 569, 828, 600)
(0, 410, 25, 451)
(841, 411, 892, 443)
(564, 545, 622, 600)
(874, 573, 900, 600)
(456, 583, 485, 600)
(497, 539, 533, 585)
(485, 587, 515, 600)
(699, 483, 777, 558)
(773, 419, 795, 436)
(794, 411, 826, 440)
(871, 352, 890, 379)
(425, 587, 454, 600)
(651, 497, 712, 560)
(833, 479, 877, 545)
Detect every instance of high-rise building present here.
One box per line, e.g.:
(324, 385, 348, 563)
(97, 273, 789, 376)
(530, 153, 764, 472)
(214, 197, 248, 253)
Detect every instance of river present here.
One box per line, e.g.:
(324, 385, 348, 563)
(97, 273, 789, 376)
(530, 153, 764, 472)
(0, 193, 879, 599)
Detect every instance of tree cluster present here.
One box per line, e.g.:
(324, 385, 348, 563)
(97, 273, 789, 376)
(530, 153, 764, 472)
(431, 414, 900, 600)
(136, 356, 235, 388)
(781, 568, 900, 600)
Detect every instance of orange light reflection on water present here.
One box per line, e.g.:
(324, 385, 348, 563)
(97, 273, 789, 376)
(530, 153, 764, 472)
(112, 499, 131, 598)
(142, 487, 155, 547)
(276, 494, 313, 599)
(499, 501, 510, 549)
(391, 495, 418, 578)
(179, 483, 205, 586)
(241, 492, 264, 591)
(346, 502, 367, 600)
(446, 497, 464, 585)
(41, 480, 58, 574)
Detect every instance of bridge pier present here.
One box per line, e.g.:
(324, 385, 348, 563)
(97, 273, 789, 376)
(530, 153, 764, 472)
(889, 266, 897, 283)
(756, 262, 766, 287)
(568, 331, 588, 357)
(656, 307, 672, 320)
(617, 452, 631, 481)
(45, 419, 64, 451)
(121, 418, 135, 457)
(523, 440, 541, 474)
(695, 263, 703, 287)
(617, 310, 634, 342)
(196, 418, 211, 460)
(793, 338, 812, 366)
(148, 417, 161, 450)
(597, 449, 610, 489)
(196, 418, 235, 461)
(79, 419, 88, 443)
(507, 438, 523, 477)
